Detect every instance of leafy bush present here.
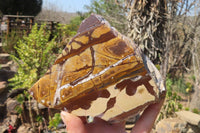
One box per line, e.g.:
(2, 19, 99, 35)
(185, 82, 193, 93)
(53, 23, 77, 53)
(2, 31, 23, 56)
(159, 76, 183, 119)
(36, 115, 43, 123)
(173, 77, 187, 94)
(192, 108, 200, 114)
(190, 75, 196, 82)
(9, 23, 57, 89)
(48, 113, 62, 130)
(55, 23, 77, 39)
(185, 107, 189, 111)
(14, 90, 30, 123)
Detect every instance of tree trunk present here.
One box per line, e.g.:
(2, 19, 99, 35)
(190, 84, 200, 110)
(190, 11, 200, 110)
(127, 0, 167, 64)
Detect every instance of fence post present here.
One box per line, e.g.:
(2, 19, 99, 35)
(6, 17, 10, 39)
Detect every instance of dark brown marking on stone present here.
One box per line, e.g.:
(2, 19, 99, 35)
(126, 80, 138, 96)
(74, 65, 91, 72)
(115, 75, 157, 97)
(143, 76, 156, 96)
(116, 79, 129, 91)
(74, 64, 106, 73)
(106, 97, 116, 111)
(109, 41, 127, 56)
(80, 101, 91, 110)
(99, 89, 110, 98)
(78, 14, 103, 33)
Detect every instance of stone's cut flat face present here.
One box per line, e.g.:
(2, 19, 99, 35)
(29, 14, 166, 122)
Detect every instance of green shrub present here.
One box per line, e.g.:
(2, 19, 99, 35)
(173, 77, 187, 94)
(2, 31, 23, 56)
(190, 75, 196, 82)
(9, 23, 57, 89)
(53, 23, 77, 53)
(36, 115, 43, 123)
(48, 113, 62, 130)
(192, 108, 200, 114)
(185, 107, 189, 111)
(159, 76, 183, 119)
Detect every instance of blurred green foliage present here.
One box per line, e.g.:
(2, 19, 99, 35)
(2, 31, 23, 56)
(8, 24, 57, 89)
(155, 64, 160, 70)
(173, 77, 187, 94)
(36, 115, 43, 123)
(85, 0, 127, 34)
(185, 107, 189, 111)
(192, 108, 200, 114)
(159, 76, 183, 119)
(15, 90, 29, 117)
(68, 13, 87, 32)
(159, 74, 194, 120)
(172, 76, 193, 95)
(48, 113, 62, 130)
(190, 75, 196, 82)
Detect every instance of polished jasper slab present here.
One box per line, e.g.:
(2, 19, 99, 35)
(29, 14, 166, 122)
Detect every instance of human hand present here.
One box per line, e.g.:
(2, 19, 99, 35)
(61, 99, 164, 133)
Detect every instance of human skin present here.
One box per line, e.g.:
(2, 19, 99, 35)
(60, 98, 164, 133)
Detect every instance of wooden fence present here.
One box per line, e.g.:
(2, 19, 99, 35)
(0, 15, 59, 43)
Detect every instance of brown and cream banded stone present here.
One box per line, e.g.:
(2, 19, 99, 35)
(29, 14, 166, 122)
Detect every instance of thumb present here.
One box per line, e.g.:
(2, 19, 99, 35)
(61, 111, 86, 133)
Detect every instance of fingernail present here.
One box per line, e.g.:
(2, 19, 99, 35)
(61, 111, 68, 124)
